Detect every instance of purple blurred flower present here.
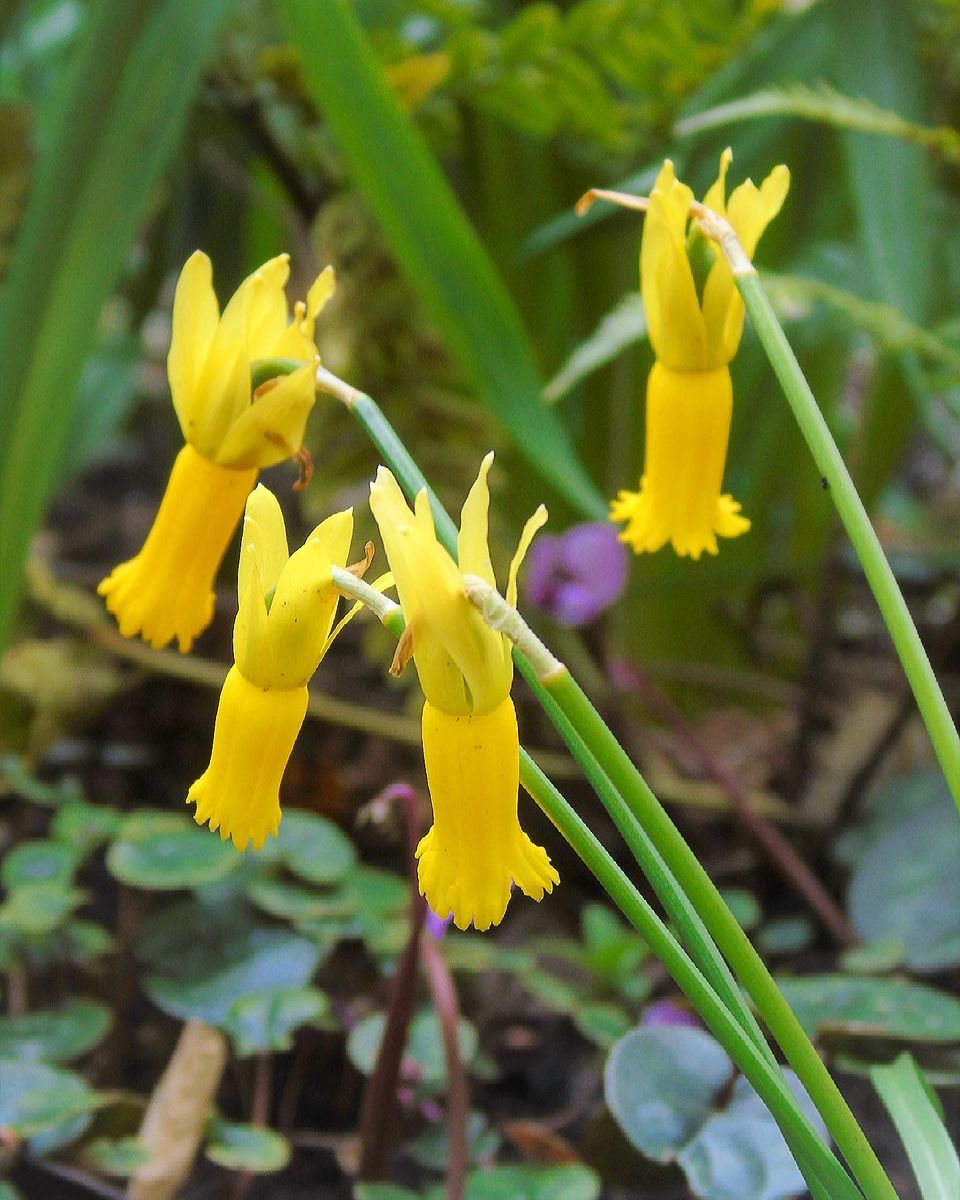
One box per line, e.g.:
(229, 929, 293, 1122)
(524, 522, 628, 626)
(642, 998, 701, 1029)
(425, 905, 453, 940)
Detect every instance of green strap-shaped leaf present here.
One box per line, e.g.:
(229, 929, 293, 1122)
(871, 1054, 960, 1200)
(831, 0, 935, 326)
(0, 0, 231, 651)
(276, 0, 604, 521)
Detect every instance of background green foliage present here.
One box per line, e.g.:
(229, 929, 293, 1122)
(3, 0, 960, 1196)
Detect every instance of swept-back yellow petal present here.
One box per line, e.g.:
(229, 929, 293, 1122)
(168, 251, 220, 438)
(457, 451, 496, 586)
(262, 508, 354, 688)
(506, 504, 548, 610)
(641, 160, 706, 370)
(239, 485, 289, 602)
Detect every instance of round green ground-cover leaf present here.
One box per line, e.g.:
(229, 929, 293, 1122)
(144, 930, 323, 1026)
(756, 917, 814, 955)
(246, 876, 353, 922)
(222, 986, 333, 1056)
(347, 1008, 478, 1090)
(262, 809, 356, 885)
(0, 1059, 103, 1134)
(677, 1075, 825, 1200)
(0, 881, 85, 934)
(718, 888, 762, 932)
(28, 1110, 93, 1155)
(294, 866, 411, 955)
(0, 757, 84, 808)
(833, 770, 940, 868)
(1, 840, 77, 888)
(409, 1111, 500, 1170)
(205, 1121, 291, 1172)
(83, 1136, 150, 1176)
(774, 975, 960, 1042)
(579, 902, 650, 999)
(50, 801, 122, 853)
(59, 919, 114, 964)
(336, 864, 408, 915)
(604, 1026, 733, 1161)
(845, 772, 960, 970)
(605, 1027, 826, 1200)
(0, 999, 111, 1062)
(107, 812, 240, 890)
(573, 1001, 634, 1049)
(458, 1164, 601, 1200)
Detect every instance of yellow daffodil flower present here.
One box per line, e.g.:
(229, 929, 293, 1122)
(611, 150, 789, 559)
(369, 455, 559, 932)
(188, 485, 353, 851)
(98, 251, 335, 651)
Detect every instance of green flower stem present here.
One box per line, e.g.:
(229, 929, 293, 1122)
(514, 665, 841, 1200)
(519, 754, 859, 1200)
(542, 666, 896, 1200)
(737, 270, 960, 809)
(327, 379, 864, 1198)
(331, 570, 857, 1200)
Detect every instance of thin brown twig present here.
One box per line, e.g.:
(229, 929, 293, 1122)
(612, 660, 859, 948)
(357, 784, 426, 1180)
(421, 936, 469, 1200)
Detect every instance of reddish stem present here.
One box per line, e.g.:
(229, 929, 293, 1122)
(421, 935, 468, 1200)
(357, 783, 426, 1180)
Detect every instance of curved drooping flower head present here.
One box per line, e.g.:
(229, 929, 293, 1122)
(611, 151, 789, 560)
(98, 252, 334, 652)
(369, 456, 559, 932)
(188, 486, 353, 851)
(641, 151, 790, 372)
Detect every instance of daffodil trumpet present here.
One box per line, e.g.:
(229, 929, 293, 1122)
(369, 455, 559, 932)
(604, 151, 789, 560)
(99, 252, 335, 652)
(188, 485, 354, 851)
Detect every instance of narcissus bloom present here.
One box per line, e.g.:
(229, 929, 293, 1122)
(99, 251, 334, 651)
(611, 151, 789, 559)
(188, 485, 353, 850)
(369, 455, 559, 932)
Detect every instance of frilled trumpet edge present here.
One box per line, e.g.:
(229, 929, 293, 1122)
(187, 665, 308, 851)
(98, 445, 257, 652)
(417, 697, 559, 932)
(610, 361, 749, 560)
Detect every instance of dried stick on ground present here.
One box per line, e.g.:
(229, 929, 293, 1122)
(127, 1020, 228, 1200)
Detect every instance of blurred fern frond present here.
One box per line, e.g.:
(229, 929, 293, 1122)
(366, 0, 776, 163)
(676, 82, 960, 164)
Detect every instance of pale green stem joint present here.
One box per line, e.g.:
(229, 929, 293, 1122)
(330, 565, 400, 625)
(461, 574, 563, 681)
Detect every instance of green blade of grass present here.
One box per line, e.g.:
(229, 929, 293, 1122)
(276, 0, 604, 522)
(831, 0, 934, 326)
(0, 0, 231, 652)
(871, 1055, 960, 1200)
